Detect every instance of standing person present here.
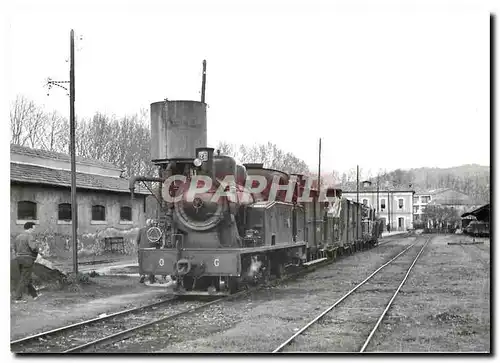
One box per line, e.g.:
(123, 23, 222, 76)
(136, 219, 156, 284)
(13, 222, 40, 302)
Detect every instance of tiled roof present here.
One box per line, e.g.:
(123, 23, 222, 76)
(461, 204, 490, 220)
(11, 162, 149, 195)
(10, 144, 121, 171)
(415, 188, 450, 195)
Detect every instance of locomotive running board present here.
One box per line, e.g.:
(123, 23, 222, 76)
(303, 257, 328, 267)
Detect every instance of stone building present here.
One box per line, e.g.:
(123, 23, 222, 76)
(340, 184, 415, 231)
(10, 144, 150, 259)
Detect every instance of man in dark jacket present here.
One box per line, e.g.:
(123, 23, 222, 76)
(13, 222, 40, 302)
(137, 219, 156, 284)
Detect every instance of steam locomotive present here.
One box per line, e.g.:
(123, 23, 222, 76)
(130, 100, 384, 296)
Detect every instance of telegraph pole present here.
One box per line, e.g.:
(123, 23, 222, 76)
(201, 60, 207, 103)
(45, 30, 78, 275)
(356, 165, 359, 240)
(377, 174, 380, 214)
(314, 138, 321, 244)
(318, 138, 322, 191)
(70, 29, 78, 276)
(387, 189, 391, 233)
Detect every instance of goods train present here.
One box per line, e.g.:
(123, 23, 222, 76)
(130, 100, 384, 296)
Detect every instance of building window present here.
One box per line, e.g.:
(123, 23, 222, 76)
(58, 203, 72, 220)
(92, 205, 106, 221)
(398, 199, 404, 209)
(413, 196, 419, 204)
(18, 201, 37, 220)
(413, 206, 419, 213)
(362, 199, 368, 206)
(380, 199, 386, 210)
(421, 196, 431, 203)
(120, 206, 132, 221)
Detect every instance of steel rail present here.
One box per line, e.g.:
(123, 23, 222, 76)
(11, 297, 177, 346)
(63, 290, 249, 353)
(64, 247, 356, 354)
(272, 239, 419, 353)
(359, 237, 431, 352)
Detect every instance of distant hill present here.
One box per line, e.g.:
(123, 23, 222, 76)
(322, 164, 489, 204)
(371, 164, 490, 204)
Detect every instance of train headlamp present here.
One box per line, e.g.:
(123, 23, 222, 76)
(193, 158, 202, 167)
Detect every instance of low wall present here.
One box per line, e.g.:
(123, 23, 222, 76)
(10, 226, 141, 260)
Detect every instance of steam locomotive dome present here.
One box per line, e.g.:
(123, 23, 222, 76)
(214, 155, 237, 181)
(245, 164, 290, 202)
(213, 155, 247, 185)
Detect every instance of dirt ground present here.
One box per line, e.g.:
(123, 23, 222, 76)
(11, 234, 490, 353)
(368, 234, 490, 352)
(104, 237, 419, 352)
(10, 275, 171, 341)
(106, 234, 489, 353)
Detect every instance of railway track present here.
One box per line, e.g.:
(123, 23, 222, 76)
(12, 236, 410, 353)
(10, 297, 207, 353)
(64, 257, 355, 353)
(12, 258, 321, 353)
(273, 236, 432, 353)
(63, 291, 249, 353)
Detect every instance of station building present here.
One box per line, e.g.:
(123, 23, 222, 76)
(340, 183, 415, 231)
(10, 144, 151, 258)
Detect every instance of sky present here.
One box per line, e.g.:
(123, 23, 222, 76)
(3, 0, 492, 176)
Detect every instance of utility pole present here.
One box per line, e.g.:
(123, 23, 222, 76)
(45, 30, 78, 276)
(356, 165, 359, 240)
(318, 138, 322, 192)
(387, 189, 391, 233)
(313, 138, 321, 245)
(70, 29, 78, 276)
(377, 174, 380, 214)
(201, 60, 207, 103)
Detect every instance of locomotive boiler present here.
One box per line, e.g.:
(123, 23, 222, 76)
(130, 99, 382, 296)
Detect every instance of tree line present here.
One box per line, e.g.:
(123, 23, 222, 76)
(10, 95, 311, 178)
(10, 95, 155, 177)
(10, 94, 489, 204)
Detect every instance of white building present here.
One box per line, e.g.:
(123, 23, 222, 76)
(340, 184, 415, 231)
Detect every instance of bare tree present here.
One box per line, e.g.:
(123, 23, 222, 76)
(217, 141, 309, 175)
(10, 95, 38, 146)
(39, 111, 68, 152)
(215, 141, 237, 157)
